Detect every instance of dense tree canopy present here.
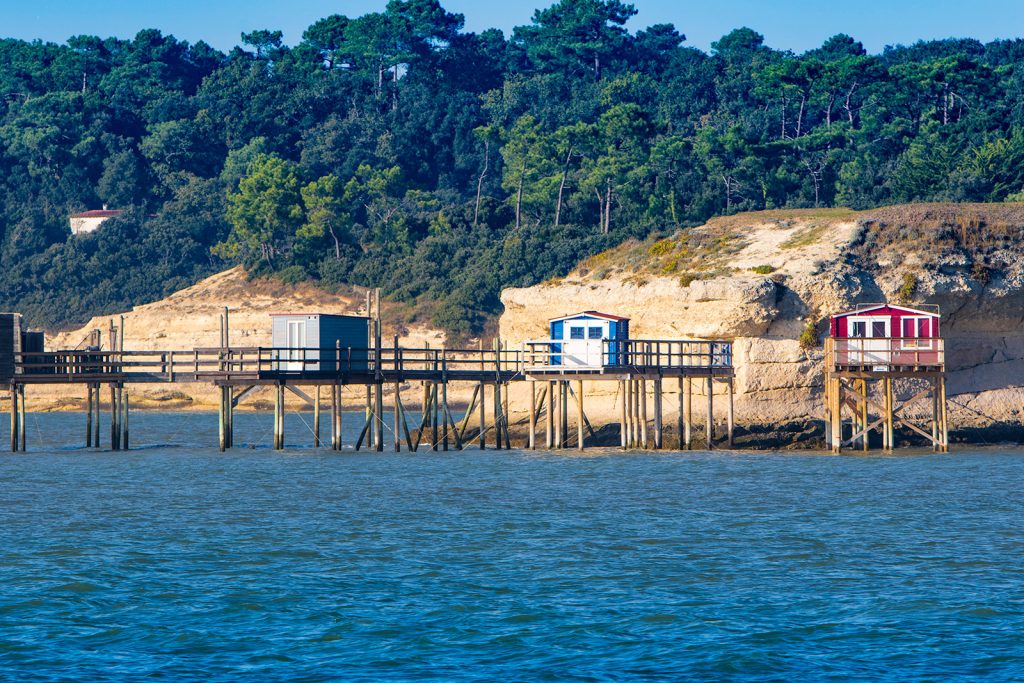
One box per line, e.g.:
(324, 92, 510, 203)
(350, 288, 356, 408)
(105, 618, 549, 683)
(2, 0, 1023, 333)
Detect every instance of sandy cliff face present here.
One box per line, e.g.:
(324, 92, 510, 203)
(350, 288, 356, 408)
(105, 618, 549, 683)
(31, 267, 447, 411)
(500, 205, 1024, 438)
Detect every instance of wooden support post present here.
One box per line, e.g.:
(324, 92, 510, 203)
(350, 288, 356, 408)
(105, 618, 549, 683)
(676, 378, 683, 450)
(93, 384, 100, 449)
(937, 376, 946, 450)
(431, 382, 440, 451)
(861, 379, 869, 452)
(110, 384, 119, 451)
(19, 385, 25, 453)
(831, 378, 842, 454)
(478, 380, 486, 450)
(86, 384, 93, 448)
(441, 353, 449, 452)
(640, 378, 648, 449)
(314, 386, 321, 448)
(653, 378, 663, 450)
(394, 382, 401, 452)
(226, 386, 233, 449)
(10, 385, 18, 452)
(726, 377, 735, 449)
(219, 386, 226, 452)
(546, 381, 554, 449)
(632, 379, 640, 448)
(618, 378, 626, 448)
(620, 380, 628, 450)
(932, 377, 940, 452)
(824, 375, 832, 450)
(705, 376, 714, 450)
(492, 382, 501, 450)
(332, 384, 341, 450)
(576, 380, 585, 450)
(275, 384, 285, 450)
(375, 384, 384, 454)
(560, 381, 569, 449)
(528, 381, 537, 450)
(684, 378, 692, 450)
(122, 389, 129, 451)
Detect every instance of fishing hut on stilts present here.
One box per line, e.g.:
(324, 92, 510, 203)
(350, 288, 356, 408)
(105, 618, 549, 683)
(824, 303, 948, 453)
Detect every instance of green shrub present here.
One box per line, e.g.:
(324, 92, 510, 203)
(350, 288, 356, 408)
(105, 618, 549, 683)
(799, 319, 818, 351)
(750, 264, 776, 274)
(897, 272, 918, 303)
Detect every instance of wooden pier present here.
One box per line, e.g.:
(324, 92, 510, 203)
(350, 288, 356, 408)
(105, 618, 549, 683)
(4, 323, 735, 453)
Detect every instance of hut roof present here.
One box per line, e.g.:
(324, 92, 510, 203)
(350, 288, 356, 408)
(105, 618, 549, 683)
(832, 303, 939, 319)
(549, 310, 630, 323)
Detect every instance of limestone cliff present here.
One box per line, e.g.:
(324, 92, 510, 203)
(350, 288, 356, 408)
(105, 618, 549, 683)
(500, 204, 1024, 442)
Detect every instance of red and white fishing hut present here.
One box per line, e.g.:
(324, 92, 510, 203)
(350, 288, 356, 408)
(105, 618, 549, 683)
(829, 303, 942, 368)
(823, 303, 947, 453)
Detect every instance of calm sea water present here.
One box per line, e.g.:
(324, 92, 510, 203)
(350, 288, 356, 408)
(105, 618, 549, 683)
(1, 412, 1023, 681)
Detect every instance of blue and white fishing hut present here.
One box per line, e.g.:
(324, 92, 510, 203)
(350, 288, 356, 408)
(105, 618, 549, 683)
(549, 311, 630, 367)
(270, 313, 370, 372)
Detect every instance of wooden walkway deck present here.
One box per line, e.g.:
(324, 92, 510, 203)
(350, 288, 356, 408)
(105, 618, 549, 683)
(5, 339, 736, 453)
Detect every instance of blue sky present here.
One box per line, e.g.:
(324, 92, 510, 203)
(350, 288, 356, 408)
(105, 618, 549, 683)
(4, 0, 1023, 54)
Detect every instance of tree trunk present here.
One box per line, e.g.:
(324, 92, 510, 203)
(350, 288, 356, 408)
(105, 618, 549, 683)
(474, 140, 489, 227)
(554, 145, 573, 227)
(328, 225, 341, 260)
(515, 159, 526, 230)
(826, 92, 835, 129)
(780, 92, 787, 139)
(845, 82, 858, 126)
(603, 178, 612, 234)
(796, 93, 806, 137)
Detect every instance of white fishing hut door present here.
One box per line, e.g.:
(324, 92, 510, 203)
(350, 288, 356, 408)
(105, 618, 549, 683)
(286, 319, 306, 371)
(849, 316, 890, 366)
(562, 320, 609, 367)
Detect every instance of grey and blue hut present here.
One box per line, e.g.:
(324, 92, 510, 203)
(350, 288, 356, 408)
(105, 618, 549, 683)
(270, 313, 370, 373)
(549, 311, 630, 367)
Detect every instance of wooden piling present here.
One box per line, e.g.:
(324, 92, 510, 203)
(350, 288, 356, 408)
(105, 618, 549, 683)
(576, 380, 585, 450)
(705, 376, 714, 450)
(478, 379, 486, 450)
(393, 382, 401, 452)
(86, 384, 93, 448)
(93, 384, 100, 448)
(528, 381, 537, 449)
(640, 378, 648, 449)
(219, 386, 226, 452)
(431, 382, 440, 451)
(122, 389, 129, 450)
(313, 386, 321, 448)
(726, 378, 735, 449)
(653, 378, 663, 450)
(937, 376, 946, 450)
(560, 381, 569, 449)
(441, 353, 449, 451)
(546, 380, 554, 449)
(684, 377, 692, 450)
(10, 385, 18, 452)
(19, 385, 25, 452)
(620, 380, 628, 450)
(274, 384, 284, 450)
(110, 384, 119, 450)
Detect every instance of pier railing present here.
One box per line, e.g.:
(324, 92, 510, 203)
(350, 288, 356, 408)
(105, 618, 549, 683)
(11, 345, 529, 383)
(826, 337, 944, 371)
(11, 338, 734, 384)
(523, 339, 732, 372)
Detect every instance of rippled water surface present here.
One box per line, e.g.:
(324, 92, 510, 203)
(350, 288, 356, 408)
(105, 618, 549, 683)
(1, 412, 1023, 680)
